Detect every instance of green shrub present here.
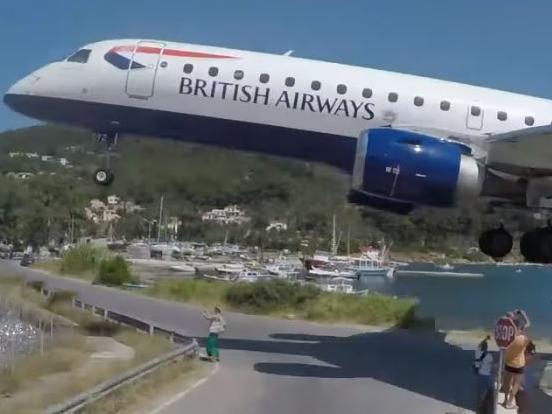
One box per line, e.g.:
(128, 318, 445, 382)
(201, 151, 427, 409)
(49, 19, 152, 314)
(304, 292, 418, 326)
(28, 280, 44, 292)
(60, 244, 105, 275)
(95, 256, 136, 286)
(225, 280, 320, 313)
(82, 320, 121, 336)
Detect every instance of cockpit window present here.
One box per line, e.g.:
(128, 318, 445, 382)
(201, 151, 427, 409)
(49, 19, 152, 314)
(67, 49, 91, 63)
(104, 50, 145, 70)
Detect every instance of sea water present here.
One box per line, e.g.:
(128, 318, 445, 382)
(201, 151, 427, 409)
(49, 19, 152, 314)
(358, 264, 552, 338)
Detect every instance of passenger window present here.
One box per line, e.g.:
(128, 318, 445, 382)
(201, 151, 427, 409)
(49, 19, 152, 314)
(285, 77, 295, 87)
(414, 96, 424, 107)
(67, 49, 91, 64)
(388, 92, 398, 103)
(440, 100, 451, 111)
(234, 70, 244, 80)
(337, 84, 347, 95)
(183, 64, 194, 74)
(497, 111, 508, 121)
(259, 73, 270, 83)
(208, 67, 219, 77)
(311, 81, 321, 91)
(362, 88, 373, 98)
(525, 116, 535, 126)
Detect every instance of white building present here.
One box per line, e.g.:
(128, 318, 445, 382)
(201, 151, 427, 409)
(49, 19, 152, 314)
(107, 195, 120, 205)
(85, 195, 142, 224)
(6, 172, 35, 180)
(59, 157, 70, 167)
(266, 221, 288, 232)
(201, 205, 250, 225)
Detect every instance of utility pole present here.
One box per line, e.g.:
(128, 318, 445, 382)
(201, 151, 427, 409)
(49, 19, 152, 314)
(157, 195, 164, 242)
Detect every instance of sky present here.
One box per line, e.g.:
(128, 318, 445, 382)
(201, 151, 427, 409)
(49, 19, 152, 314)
(1, 0, 552, 131)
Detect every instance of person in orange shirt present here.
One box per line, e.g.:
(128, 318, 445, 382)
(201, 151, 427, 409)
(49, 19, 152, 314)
(502, 329, 531, 410)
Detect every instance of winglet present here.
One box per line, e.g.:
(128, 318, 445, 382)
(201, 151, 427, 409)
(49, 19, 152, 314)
(283, 50, 294, 56)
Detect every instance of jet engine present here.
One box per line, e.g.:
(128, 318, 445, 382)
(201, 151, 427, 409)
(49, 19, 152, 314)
(351, 128, 483, 208)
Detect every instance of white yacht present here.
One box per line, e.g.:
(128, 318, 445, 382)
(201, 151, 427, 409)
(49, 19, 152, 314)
(236, 270, 262, 283)
(321, 277, 355, 294)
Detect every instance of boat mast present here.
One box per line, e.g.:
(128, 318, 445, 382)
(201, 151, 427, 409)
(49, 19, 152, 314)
(331, 214, 337, 256)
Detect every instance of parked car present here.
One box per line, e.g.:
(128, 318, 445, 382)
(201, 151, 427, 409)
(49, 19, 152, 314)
(20, 253, 34, 267)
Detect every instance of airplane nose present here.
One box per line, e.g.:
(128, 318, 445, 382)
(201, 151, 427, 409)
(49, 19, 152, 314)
(3, 75, 38, 115)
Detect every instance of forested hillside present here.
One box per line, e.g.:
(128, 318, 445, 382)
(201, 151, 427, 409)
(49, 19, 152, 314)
(0, 125, 535, 259)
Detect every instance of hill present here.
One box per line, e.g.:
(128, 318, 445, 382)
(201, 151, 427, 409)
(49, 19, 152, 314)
(0, 125, 534, 259)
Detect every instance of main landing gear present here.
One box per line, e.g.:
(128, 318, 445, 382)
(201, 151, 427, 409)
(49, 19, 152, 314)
(479, 224, 552, 263)
(93, 132, 117, 186)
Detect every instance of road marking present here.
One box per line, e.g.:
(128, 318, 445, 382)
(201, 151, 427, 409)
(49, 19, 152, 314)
(147, 362, 220, 414)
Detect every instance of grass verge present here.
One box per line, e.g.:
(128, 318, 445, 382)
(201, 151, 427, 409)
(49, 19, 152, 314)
(148, 278, 418, 327)
(0, 278, 176, 413)
(34, 258, 96, 282)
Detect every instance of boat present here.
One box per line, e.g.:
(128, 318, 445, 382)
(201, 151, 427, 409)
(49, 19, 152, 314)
(437, 263, 455, 270)
(215, 263, 245, 275)
(308, 266, 356, 279)
(348, 257, 395, 279)
(236, 270, 262, 283)
(169, 264, 196, 273)
(320, 277, 355, 294)
(203, 273, 236, 282)
(266, 262, 299, 279)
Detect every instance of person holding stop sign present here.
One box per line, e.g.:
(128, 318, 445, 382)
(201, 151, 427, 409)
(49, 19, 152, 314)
(502, 324, 531, 409)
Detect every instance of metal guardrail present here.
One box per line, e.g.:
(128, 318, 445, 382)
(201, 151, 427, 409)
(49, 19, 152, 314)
(35, 286, 199, 413)
(45, 340, 198, 414)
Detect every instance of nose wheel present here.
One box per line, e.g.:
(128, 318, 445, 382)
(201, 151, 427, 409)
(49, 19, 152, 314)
(93, 168, 115, 186)
(93, 132, 118, 186)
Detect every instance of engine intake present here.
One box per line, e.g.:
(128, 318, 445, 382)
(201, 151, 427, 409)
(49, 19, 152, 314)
(352, 128, 482, 208)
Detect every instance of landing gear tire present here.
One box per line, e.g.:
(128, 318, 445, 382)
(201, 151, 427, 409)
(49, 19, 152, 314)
(520, 227, 552, 263)
(93, 168, 114, 186)
(93, 132, 118, 186)
(478, 228, 513, 259)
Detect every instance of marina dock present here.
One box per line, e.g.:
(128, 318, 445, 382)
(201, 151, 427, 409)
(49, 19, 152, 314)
(396, 270, 484, 278)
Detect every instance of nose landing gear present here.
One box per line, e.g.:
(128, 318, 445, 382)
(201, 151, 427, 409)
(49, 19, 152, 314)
(93, 132, 118, 186)
(93, 168, 115, 186)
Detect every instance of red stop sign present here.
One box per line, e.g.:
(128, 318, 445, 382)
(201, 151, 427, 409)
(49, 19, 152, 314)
(495, 317, 518, 348)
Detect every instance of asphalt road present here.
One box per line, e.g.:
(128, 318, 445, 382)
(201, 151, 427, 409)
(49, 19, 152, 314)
(0, 260, 487, 414)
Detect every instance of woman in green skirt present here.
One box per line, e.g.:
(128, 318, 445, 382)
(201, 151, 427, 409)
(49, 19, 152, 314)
(202, 306, 226, 362)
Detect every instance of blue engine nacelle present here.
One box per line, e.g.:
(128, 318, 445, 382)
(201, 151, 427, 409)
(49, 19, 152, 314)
(352, 128, 482, 208)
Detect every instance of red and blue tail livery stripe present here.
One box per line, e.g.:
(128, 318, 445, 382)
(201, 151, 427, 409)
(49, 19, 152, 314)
(105, 45, 238, 69)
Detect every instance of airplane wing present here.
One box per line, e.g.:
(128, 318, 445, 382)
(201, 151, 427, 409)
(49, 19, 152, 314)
(483, 125, 552, 174)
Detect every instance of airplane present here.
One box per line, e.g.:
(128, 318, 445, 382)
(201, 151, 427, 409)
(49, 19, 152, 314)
(5, 38, 552, 263)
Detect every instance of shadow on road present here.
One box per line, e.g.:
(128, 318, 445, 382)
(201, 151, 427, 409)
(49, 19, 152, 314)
(208, 329, 552, 412)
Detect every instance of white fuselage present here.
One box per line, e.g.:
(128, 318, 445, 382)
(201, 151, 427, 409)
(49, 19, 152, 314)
(5, 38, 552, 172)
